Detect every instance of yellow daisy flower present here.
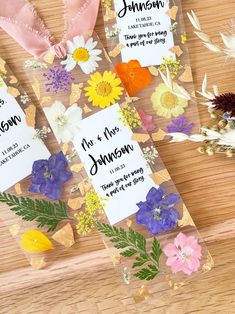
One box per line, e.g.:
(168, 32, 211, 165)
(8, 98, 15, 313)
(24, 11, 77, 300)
(151, 83, 188, 119)
(84, 71, 123, 108)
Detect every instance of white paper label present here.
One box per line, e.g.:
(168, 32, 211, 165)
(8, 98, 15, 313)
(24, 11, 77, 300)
(73, 104, 155, 225)
(114, 0, 175, 67)
(0, 83, 50, 191)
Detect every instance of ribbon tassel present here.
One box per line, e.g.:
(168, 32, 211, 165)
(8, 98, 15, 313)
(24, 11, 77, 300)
(0, 0, 100, 59)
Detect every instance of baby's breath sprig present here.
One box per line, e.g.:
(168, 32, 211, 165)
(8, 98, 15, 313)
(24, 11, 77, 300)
(33, 126, 51, 141)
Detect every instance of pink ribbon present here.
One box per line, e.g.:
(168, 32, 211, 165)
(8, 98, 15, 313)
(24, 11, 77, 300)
(0, 0, 100, 59)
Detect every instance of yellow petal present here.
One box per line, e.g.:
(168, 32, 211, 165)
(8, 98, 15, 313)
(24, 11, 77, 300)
(20, 230, 53, 253)
(52, 223, 75, 248)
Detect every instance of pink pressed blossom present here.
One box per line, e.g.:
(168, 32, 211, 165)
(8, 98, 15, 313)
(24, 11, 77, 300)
(138, 110, 157, 132)
(163, 232, 202, 275)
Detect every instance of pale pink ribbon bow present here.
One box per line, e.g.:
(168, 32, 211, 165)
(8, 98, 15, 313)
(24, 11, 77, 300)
(0, 0, 100, 59)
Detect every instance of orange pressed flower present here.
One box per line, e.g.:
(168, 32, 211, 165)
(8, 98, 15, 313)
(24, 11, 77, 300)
(115, 60, 152, 96)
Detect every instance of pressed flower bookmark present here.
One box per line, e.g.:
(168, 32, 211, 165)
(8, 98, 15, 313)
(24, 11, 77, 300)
(101, 0, 200, 143)
(0, 0, 213, 302)
(24, 30, 213, 300)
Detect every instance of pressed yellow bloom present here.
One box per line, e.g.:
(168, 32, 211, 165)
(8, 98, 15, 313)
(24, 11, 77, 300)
(151, 83, 188, 119)
(20, 230, 53, 253)
(84, 71, 123, 108)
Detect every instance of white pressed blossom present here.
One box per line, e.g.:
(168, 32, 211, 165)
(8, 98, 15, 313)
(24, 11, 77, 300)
(61, 36, 102, 73)
(44, 101, 82, 143)
(159, 68, 191, 101)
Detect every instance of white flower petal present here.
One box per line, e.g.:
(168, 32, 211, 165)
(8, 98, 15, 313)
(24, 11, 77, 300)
(73, 35, 85, 47)
(67, 40, 75, 53)
(85, 38, 98, 50)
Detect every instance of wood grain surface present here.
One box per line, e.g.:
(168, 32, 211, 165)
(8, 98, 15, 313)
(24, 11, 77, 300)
(1, 0, 235, 313)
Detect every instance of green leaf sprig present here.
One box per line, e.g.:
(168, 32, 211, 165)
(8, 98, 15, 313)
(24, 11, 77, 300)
(96, 222, 162, 281)
(0, 193, 73, 232)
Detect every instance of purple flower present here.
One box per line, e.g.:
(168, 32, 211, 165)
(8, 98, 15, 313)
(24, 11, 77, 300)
(29, 152, 72, 200)
(167, 115, 194, 135)
(43, 65, 75, 93)
(136, 187, 180, 235)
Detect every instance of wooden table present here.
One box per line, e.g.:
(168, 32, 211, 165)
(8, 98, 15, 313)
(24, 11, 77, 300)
(1, 0, 235, 313)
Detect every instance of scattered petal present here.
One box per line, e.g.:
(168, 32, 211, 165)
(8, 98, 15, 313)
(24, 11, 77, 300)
(70, 83, 83, 105)
(9, 224, 21, 236)
(111, 253, 121, 266)
(68, 197, 84, 210)
(83, 104, 92, 113)
(30, 257, 46, 269)
(170, 45, 183, 57)
(43, 51, 55, 64)
(24, 104, 36, 128)
(109, 43, 125, 58)
(179, 65, 193, 83)
(70, 163, 84, 173)
(150, 169, 171, 185)
(7, 86, 20, 97)
(151, 129, 167, 141)
(14, 183, 22, 195)
(131, 133, 150, 143)
(133, 285, 152, 303)
(178, 204, 195, 227)
(32, 78, 40, 100)
(104, 8, 116, 21)
(9, 75, 18, 84)
(52, 223, 75, 248)
(166, 6, 178, 20)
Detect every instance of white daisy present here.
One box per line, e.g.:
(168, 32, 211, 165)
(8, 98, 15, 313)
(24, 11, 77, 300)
(44, 101, 82, 143)
(61, 36, 102, 74)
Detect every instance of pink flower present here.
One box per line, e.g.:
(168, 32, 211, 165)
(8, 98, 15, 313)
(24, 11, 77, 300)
(138, 110, 156, 132)
(163, 232, 202, 276)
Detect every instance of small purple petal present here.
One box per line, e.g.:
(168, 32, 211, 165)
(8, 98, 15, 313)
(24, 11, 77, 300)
(167, 115, 194, 136)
